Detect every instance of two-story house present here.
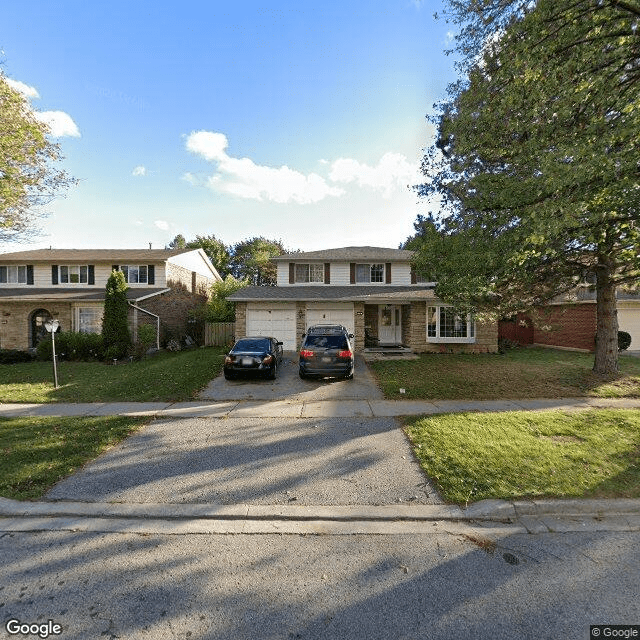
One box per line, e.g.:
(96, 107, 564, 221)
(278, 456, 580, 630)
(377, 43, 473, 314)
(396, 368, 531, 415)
(229, 246, 498, 352)
(0, 248, 221, 351)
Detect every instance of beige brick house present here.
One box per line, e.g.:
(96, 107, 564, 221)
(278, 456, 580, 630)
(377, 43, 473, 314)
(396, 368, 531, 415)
(228, 246, 497, 353)
(0, 248, 221, 350)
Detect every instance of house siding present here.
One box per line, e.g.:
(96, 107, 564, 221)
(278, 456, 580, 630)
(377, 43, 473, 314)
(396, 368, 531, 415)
(0, 302, 74, 351)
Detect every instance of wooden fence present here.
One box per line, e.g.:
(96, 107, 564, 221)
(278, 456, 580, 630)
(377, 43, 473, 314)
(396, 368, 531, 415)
(204, 322, 235, 347)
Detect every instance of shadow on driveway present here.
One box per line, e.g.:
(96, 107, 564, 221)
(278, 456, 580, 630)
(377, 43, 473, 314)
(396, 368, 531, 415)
(198, 352, 384, 402)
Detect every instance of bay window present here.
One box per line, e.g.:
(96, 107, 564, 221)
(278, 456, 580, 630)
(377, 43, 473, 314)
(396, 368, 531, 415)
(427, 306, 476, 342)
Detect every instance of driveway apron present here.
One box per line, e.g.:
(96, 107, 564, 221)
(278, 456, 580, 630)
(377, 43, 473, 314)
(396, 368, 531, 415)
(45, 355, 441, 505)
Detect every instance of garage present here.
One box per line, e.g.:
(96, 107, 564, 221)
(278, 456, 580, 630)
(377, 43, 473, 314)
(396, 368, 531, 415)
(245, 303, 297, 351)
(618, 303, 640, 351)
(306, 303, 355, 335)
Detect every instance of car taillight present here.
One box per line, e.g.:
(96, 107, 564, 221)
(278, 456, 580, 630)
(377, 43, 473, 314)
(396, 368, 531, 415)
(300, 349, 314, 358)
(262, 355, 274, 365)
(338, 350, 352, 358)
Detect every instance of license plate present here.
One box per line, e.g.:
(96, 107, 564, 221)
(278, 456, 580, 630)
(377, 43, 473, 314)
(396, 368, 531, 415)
(321, 357, 331, 363)
(242, 358, 253, 366)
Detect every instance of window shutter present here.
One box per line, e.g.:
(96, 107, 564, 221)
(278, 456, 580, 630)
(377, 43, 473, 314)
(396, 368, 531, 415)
(410, 268, 417, 284)
(324, 263, 330, 284)
(51, 265, 59, 285)
(385, 263, 392, 284)
(350, 263, 356, 284)
(26, 265, 34, 285)
(88, 265, 95, 285)
(148, 265, 155, 285)
(289, 263, 295, 284)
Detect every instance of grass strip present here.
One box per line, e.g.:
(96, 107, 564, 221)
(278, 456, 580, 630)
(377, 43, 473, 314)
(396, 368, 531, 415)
(0, 347, 227, 403)
(404, 409, 640, 505)
(0, 415, 149, 500)
(370, 348, 640, 400)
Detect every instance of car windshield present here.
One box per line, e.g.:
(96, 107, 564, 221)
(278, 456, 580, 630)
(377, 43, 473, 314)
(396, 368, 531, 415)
(303, 335, 348, 349)
(233, 338, 270, 352)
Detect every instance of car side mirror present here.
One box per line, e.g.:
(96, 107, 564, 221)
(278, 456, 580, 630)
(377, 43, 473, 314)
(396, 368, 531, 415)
(276, 341, 283, 346)
(348, 334, 354, 339)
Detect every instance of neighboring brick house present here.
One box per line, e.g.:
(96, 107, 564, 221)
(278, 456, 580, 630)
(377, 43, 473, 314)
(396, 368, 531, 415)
(499, 288, 640, 352)
(0, 248, 221, 350)
(228, 246, 498, 353)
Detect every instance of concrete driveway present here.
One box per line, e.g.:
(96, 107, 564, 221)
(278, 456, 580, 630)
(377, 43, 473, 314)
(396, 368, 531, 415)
(198, 351, 384, 402)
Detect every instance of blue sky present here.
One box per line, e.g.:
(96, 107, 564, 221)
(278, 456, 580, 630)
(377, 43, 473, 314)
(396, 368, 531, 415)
(2, 0, 456, 253)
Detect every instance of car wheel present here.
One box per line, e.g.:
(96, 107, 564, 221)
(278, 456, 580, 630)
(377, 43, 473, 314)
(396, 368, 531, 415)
(224, 371, 235, 380)
(268, 363, 277, 380)
(345, 368, 354, 380)
(299, 370, 307, 380)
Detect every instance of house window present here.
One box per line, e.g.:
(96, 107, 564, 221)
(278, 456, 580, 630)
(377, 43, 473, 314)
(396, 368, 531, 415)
(356, 264, 384, 283)
(0, 265, 27, 284)
(427, 306, 475, 342)
(77, 307, 102, 334)
(120, 265, 148, 284)
(295, 263, 324, 283)
(60, 265, 88, 284)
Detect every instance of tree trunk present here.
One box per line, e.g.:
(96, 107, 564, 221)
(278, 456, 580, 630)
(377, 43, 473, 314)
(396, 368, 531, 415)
(593, 261, 619, 375)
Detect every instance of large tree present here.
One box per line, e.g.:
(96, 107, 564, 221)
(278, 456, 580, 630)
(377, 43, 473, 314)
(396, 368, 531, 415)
(0, 74, 75, 243)
(229, 237, 287, 286)
(102, 270, 132, 360)
(186, 234, 231, 276)
(417, 0, 640, 374)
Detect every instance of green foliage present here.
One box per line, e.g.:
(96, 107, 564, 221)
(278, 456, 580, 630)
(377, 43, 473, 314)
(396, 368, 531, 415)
(36, 332, 104, 361)
(132, 323, 157, 360)
(417, 0, 640, 374)
(186, 234, 231, 276)
(229, 237, 286, 285)
(101, 270, 131, 360)
(207, 275, 249, 322)
(0, 349, 35, 364)
(0, 74, 76, 242)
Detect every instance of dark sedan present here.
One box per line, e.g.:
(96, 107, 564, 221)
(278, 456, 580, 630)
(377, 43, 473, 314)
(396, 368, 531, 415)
(224, 337, 283, 380)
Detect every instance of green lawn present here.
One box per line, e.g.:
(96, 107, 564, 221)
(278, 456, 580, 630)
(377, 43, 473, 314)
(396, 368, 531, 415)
(0, 347, 226, 403)
(0, 415, 148, 500)
(370, 347, 640, 400)
(405, 409, 640, 504)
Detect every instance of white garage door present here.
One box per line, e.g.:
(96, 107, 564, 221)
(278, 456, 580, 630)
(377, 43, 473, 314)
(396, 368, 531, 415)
(306, 303, 355, 334)
(246, 303, 297, 351)
(618, 305, 640, 350)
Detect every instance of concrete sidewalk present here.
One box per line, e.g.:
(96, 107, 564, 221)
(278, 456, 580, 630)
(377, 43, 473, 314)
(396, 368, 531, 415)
(2, 396, 640, 418)
(1, 496, 639, 536)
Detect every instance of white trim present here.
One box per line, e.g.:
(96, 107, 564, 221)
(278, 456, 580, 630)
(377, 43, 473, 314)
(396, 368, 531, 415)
(427, 305, 476, 343)
(132, 288, 171, 302)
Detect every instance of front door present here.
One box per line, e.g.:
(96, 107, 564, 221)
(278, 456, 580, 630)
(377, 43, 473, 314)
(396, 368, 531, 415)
(378, 305, 402, 345)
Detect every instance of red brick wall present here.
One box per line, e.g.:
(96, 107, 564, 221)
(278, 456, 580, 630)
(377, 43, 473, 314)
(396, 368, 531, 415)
(533, 304, 596, 351)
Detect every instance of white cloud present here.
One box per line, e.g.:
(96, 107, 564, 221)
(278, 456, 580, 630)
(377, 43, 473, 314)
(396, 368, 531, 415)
(154, 220, 169, 231)
(4, 76, 80, 138)
(34, 111, 81, 138)
(328, 152, 419, 198)
(185, 130, 344, 205)
(132, 165, 146, 177)
(5, 77, 40, 99)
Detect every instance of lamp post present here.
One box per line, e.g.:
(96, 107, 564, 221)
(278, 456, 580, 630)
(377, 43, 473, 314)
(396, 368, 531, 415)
(44, 319, 60, 389)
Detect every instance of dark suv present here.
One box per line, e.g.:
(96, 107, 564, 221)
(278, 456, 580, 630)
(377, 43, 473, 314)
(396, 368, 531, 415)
(299, 324, 355, 380)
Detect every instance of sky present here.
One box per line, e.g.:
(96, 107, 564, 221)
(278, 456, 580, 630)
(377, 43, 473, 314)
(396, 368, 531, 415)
(1, 0, 457, 253)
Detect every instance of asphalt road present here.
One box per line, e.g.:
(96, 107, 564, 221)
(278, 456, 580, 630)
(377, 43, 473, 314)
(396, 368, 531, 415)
(2, 529, 639, 640)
